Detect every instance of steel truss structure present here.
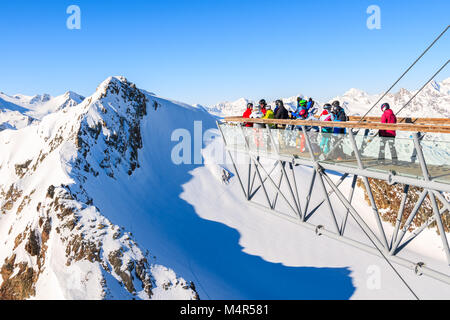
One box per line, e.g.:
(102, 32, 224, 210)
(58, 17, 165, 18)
(217, 121, 450, 285)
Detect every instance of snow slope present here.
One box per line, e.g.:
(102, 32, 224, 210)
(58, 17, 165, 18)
(181, 138, 450, 299)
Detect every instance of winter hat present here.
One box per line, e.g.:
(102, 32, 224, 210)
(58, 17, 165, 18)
(381, 103, 390, 111)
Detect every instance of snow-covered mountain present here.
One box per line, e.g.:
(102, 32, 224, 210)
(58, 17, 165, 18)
(0, 77, 201, 299)
(208, 78, 450, 118)
(0, 91, 85, 131)
(335, 78, 450, 118)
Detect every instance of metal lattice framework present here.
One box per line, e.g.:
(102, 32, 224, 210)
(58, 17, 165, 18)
(217, 120, 450, 285)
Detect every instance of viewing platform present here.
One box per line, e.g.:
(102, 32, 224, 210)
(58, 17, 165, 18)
(217, 116, 450, 285)
(219, 117, 450, 192)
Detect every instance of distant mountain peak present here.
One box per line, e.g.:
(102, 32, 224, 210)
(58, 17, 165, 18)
(343, 88, 367, 97)
(29, 93, 51, 104)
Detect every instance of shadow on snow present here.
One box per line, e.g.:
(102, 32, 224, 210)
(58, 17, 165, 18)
(84, 100, 356, 300)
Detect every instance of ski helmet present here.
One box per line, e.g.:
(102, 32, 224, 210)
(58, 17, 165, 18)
(381, 103, 390, 111)
(332, 105, 340, 114)
(332, 100, 340, 108)
(299, 99, 307, 106)
(259, 99, 266, 106)
(323, 103, 332, 110)
(247, 102, 253, 109)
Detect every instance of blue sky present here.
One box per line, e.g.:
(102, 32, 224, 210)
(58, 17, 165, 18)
(0, 0, 449, 106)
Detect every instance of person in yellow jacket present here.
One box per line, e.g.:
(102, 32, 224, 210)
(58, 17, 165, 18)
(263, 105, 275, 128)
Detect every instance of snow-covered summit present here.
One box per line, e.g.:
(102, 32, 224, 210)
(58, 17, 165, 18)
(333, 77, 450, 118)
(0, 76, 203, 300)
(0, 90, 86, 131)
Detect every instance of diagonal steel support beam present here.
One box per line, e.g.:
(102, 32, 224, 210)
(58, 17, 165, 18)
(390, 189, 428, 255)
(249, 161, 280, 200)
(251, 156, 274, 209)
(217, 121, 248, 199)
(301, 125, 340, 232)
(251, 155, 301, 218)
(280, 160, 303, 218)
(305, 173, 349, 222)
(391, 185, 410, 250)
(428, 190, 450, 265)
(303, 169, 316, 222)
(340, 174, 358, 236)
(349, 129, 390, 250)
(399, 205, 449, 253)
(272, 163, 284, 209)
(289, 161, 302, 217)
(239, 125, 272, 207)
(322, 170, 388, 251)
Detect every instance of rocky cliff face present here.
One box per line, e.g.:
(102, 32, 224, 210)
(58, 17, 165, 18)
(0, 77, 198, 300)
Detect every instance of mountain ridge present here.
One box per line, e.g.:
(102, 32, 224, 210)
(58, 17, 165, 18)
(206, 77, 450, 118)
(0, 76, 200, 299)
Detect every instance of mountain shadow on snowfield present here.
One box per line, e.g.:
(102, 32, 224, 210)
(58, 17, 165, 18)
(77, 79, 355, 299)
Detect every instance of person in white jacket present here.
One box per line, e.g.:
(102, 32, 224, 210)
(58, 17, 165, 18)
(250, 105, 265, 128)
(249, 105, 265, 149)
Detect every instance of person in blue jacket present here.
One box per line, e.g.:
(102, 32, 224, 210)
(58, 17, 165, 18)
(295, 98, 308, 119)
(330, 101, 347, 160)
(306, 98, 315, 113)
(331, 101, 347, 134)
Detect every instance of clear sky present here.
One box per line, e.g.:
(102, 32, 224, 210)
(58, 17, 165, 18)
(0, 0, 449, 106)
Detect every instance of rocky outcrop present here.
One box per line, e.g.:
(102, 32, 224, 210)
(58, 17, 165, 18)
(358, 178, 449, 233)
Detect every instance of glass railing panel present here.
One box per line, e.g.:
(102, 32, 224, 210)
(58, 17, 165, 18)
(313, 130, 359, 167)
(219, 123, 450, 185)
(241, 126, 275, 155)
(270, 127, 312, 160)
(420, 139, 450, 184)
(354, 134, 423, 180)
(219, 123, 246, 151)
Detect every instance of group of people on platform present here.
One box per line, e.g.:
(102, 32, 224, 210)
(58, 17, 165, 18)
(242, 98, 347, 126)
(241, 97, 398, 164)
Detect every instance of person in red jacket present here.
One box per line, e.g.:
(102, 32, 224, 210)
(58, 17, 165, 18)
(243, 102, 253, 127)
(378, 103, 398, 165)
